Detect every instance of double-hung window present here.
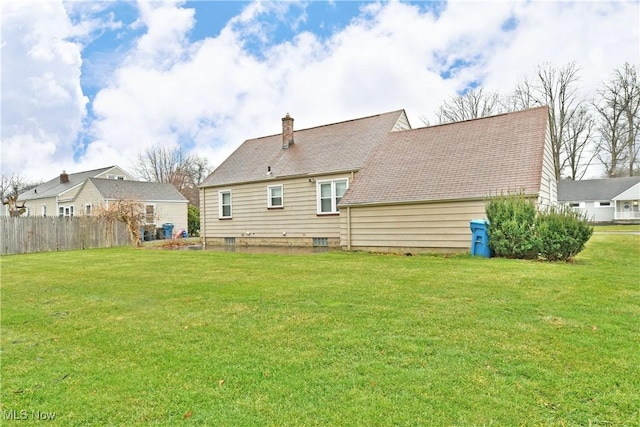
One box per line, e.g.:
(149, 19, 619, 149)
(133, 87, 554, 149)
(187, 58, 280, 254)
(267, 185, 283, 208)
(219, 190, 232, 219)
(317, 179, 348, 214)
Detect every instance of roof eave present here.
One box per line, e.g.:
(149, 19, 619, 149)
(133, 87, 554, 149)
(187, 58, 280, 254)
(200, 169, 359, 189)
(339, 192, 541, 208)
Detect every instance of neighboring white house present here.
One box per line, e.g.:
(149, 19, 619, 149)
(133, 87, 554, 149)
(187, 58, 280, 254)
(558, 177, 640, 223)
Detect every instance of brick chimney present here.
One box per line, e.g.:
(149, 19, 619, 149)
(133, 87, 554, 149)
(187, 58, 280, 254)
(60, 171, 69, 184)
(282, 113, 294, 149)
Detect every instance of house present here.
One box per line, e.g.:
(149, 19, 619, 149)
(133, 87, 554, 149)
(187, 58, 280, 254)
(558, 177, 640, 223)
(15, 166, 136, 218)
(16, 166, 188, 235)
(199, 107, 555, 253)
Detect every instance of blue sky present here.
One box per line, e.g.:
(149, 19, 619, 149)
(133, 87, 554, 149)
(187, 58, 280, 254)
(2, 0, 639, 181)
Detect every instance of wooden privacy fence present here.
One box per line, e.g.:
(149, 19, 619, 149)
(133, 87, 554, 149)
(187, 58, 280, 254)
(1, 217, 131, 255)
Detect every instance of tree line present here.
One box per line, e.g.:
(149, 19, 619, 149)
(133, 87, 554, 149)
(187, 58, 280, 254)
(425, 62, 640, 181)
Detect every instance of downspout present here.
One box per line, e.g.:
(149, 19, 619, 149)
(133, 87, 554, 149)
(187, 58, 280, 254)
(347, 171, 355, 251)
(201, 188, 206, 248)
(346, 206, 352, 251)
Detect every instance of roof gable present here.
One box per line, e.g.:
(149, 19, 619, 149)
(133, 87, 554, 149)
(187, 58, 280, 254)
(558, 177, 640, 201)
(612, 182, 640, 201)
(201, 110, 409, 187)
(18, 166, 117, 201)
(340, 106, 549, 206)
(18, 166, 136, 201)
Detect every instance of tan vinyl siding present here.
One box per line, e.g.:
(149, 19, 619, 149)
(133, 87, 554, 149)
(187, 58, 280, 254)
(341, 199, 487, 253)
(538, 124, 557, 207)
(95, 166, 136, 181)
(392, 111, 411, 131)
(72, 180, 105, 215)
(154, 202, 188, 232)
(23, 197, 57, 217)
(202, 173, 352, 244)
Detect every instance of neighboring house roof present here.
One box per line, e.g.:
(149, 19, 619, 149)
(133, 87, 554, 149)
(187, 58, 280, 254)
(88, 178, 187, 201)
(18, 166, 121, 201)
(201, 110, 410, 187)
(558, 177, 640, 201)
(340, 106, 549, 206)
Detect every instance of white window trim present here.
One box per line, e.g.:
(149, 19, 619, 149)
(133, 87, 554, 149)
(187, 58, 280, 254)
(85, 204, 92, 216)
(219, 190, 232, 219)
(568, 202, 585, 209)
(42, 205, 47, 217)
(107, 174, 126, 180)
(59, 205, 74, 217)
(316, 178, 349, 215)
(144, 204, 156, 224)
(594, 201, 612, 208)
(267, 184, 284, 208)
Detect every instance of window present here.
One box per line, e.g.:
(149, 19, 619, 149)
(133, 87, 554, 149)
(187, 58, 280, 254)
(59, 206, 74, 217)
(313, 237, 328, 247)
(219, 190, 232, 219)
(317, 179, 348, 214)
(85, 204, 92, 216)
(145, 204, 155, 224)
(595, 201, 611, 208)
(107, 174, 125, 180)
(569, 202, 585, 208)
(267, 185, 283, 208)
(42, 205, 47, 217)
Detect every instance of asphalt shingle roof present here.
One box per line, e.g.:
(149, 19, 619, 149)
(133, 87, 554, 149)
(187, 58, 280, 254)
(89, 178, 187, 201)
(340, 106, 549, 206)
(558, 177, 640, 201)
(18, 166, 115, 201)
(201, 110, 409, 187)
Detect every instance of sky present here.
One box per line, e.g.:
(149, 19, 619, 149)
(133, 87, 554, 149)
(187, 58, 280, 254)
(1, 0, 639, 183)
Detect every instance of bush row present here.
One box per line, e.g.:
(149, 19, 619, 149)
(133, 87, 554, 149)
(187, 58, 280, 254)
(485, 193, 593, 261)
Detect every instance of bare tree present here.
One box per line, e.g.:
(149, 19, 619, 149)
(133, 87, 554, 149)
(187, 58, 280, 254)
(435, 87, 503, 124)
(594, 63, 640, 177)
(511, 62, 592, 181)
(134, 145, 212, 206)
(1, 174, 40, 216)
(563, 106, 595, 180)
(93, 199, 146, 247)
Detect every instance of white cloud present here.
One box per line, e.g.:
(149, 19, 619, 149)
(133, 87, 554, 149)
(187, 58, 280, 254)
(1, 0, 87, 180)
(2, 0, 638, 181)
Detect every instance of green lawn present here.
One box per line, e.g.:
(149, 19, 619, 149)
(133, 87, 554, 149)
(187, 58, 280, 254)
(1, 234, 639, 426)
(594, 223, 640, 232)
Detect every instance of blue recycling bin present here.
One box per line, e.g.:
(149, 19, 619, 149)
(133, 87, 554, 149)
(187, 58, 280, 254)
(470, 220, 492, 258)
(163, 223, 174, 239)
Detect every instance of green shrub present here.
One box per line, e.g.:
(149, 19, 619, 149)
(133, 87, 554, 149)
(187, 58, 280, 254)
(536, 205, 593, 261)
(485, 193, 594, 262)
(486, 193, 539, 259)
(187, 205, 200, 237)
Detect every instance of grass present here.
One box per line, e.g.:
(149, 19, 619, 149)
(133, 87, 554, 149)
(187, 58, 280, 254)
(1, 234, 639, 426)
(593, 223, 640, 232)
